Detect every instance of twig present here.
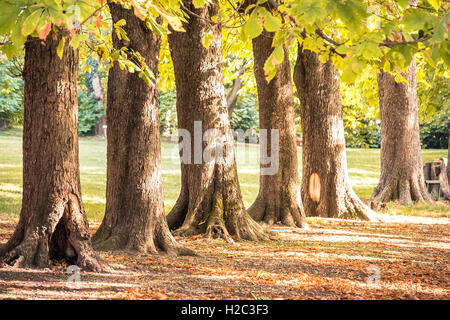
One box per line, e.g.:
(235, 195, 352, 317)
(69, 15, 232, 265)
(380, 34, 433, 48)
(80, 2, 108, 27)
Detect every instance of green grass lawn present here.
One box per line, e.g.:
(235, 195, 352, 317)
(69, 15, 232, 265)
(0, 127, 448, 221)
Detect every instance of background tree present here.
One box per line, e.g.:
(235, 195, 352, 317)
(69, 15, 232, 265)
(85, 56, 106, 136)
(166, 0, 267, 242)
(294, 48, 378, 220)
(226, 59, 248, 118)
(93, 3, 189, 255)
(77, 58, 106, 136)
(371, 0, 434, 204)
(248, 29, 307, 228)
(372, 56, 433, 204)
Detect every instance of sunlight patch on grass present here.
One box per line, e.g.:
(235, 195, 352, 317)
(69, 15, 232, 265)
(0, 128, 448, 221)
(386, 202, 450, 218)
(0, 183, 22, 193)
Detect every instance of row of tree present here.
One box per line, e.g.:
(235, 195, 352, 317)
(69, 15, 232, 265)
(0, 0, 448, 271)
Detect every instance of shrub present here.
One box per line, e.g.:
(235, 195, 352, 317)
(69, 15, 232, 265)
(0, 57, 24, 127)
(77, 91, 105, 135)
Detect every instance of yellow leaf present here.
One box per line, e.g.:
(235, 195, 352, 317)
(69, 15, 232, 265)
(151, 5, 185, 32)
(57, 37, 65, 59)
(132, 0, 147, 20)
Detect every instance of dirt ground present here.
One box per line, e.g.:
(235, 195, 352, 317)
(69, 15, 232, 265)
(0, 214, 449, 300)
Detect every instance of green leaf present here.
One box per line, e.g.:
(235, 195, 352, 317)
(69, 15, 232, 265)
(263, 59, 277, 82)
(193, 0, 207, 8)
(22, 9, 44, 37)
(57, 37, 65, 59)
(397, 0, 410, 9)
(263, 14, 281, 32)
(114, 19, 127, 27)
(0, 43, 19, 59)
(402, 10, 435, 33)
(0, 4, 21, 34)
(244, 13, 263, 40)
(201, 32, 214, 49)
(69, 33, 88, 49)
(271, 45, 284, 65)
(302, 37, 322, 52)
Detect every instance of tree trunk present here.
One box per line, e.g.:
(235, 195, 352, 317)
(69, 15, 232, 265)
(86, 56, 107, 136)
(448, 125, 450, 186)
(293, 48, 378, 220)
(93, 4, 188, 255)
(372, 57, 433, 204)
(166, 1, 268, 242)
(247, 31, 308, 228)
(0, 32, 106, 271)
(94, 115, 107, 136)
(226, 59, 247, 118)
(0, 120, 10, 129)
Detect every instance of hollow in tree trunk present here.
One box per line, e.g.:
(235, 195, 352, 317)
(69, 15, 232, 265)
(293, 48, 378, 220)
(372, 57, 432, 204)
(248, 31, 307, 228)
(93, 4, 189, 255)
(0, 32, 106, 271)
(166, 0, 268, 242)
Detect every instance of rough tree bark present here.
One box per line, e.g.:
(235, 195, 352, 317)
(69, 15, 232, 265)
(0, 32, 106, 271)
(166, 0, 268, 242)
(372, 57, 433, 204)
(293, 48, 378, 220)
(93, 4, 189, 255)
(247, 31, 308, 228)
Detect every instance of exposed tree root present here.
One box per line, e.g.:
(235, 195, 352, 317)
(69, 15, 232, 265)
(341, 190, 380, 221)
(248, 195, 309, 229)
(94, 222, 195, 256)
(167, 166, 272, 242)
(303, 185, 380, 221)
(372, 174, 433, 205)
(169, 200, 272, 243)
(0, 195, 109, 272)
